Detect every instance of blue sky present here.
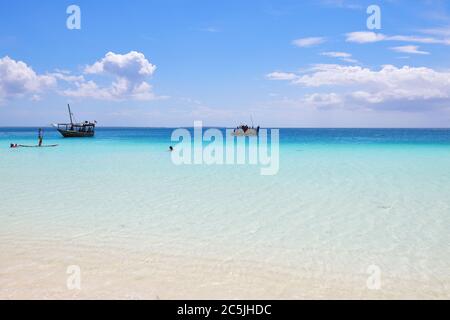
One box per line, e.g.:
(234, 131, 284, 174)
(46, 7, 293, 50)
(1, 0, 450, 127)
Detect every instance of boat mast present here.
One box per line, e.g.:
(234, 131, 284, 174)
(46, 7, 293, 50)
(67, 104, 74, 125)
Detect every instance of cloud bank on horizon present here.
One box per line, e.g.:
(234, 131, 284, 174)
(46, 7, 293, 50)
(0, 0, 450, 127)
(267, 64, 450, 110)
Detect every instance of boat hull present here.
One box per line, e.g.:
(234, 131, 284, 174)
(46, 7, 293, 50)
(231, 128, 258, 137)
(57, 129, 95, 138)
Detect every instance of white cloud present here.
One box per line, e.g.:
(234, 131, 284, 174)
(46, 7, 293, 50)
(321, 51, 351, 58)
(387, 35, 449, 45)
(303, 92, 343, 107)
(0, 52, 164, 103)
(0, 56, 55, 101)
(420, 26, 450, 37)
(52, 72, 85, 83)
(84, 51, 156, 77)
(266, 64, 450, 110)
(266, 71, 298, 80)
(345, 31, 386, 43)
(64, 51, 161, 101)
(390, 45, 430, 55)
(346, 31, 450, 45)
(292, 37, 326, 47)
(320, 51, 358, 63)
(63, 80, 115, 100)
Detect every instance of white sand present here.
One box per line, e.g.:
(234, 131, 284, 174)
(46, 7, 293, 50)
(1, 238, 448, 300)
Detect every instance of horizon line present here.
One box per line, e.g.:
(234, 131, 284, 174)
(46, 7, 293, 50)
(1, 126, 450, 130)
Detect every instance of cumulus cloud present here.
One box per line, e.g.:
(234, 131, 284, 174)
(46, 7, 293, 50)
(266, 64, 450, 110)
(292, 37, 326, 47)
(0, 52, 163, 103)
(390, 45, 430, 55)
(84, 51, 156, 77)
(0, 56, 55, 101)
(51, 72, 85, 83)
(64, 51, 161, 101)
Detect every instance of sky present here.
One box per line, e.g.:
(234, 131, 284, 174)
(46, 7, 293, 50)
(1, 0, 450, 127)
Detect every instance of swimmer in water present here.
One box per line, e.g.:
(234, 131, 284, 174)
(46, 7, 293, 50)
(169, 146, 174, 152)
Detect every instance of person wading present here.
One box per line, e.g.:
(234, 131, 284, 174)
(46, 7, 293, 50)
(38, 128, 43, 147)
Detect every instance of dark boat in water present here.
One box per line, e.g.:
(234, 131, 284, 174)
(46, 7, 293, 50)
(53, 104, 96, 138)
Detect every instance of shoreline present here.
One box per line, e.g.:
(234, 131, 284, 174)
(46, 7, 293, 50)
(1, 238, 448, 300)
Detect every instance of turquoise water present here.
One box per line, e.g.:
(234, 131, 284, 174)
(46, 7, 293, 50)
(1, 128, 449, 298)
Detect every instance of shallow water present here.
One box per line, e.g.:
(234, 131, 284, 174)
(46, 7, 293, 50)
(0, 128, 449, 299)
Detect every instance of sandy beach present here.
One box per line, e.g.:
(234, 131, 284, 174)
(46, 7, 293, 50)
(1, 236, 448, 300)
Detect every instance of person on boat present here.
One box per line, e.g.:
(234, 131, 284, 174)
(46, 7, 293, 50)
(38, 128, 43, 147)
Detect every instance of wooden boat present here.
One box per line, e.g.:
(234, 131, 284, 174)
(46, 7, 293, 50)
(53, 104, 96, 138)
(231, 125, 260, 137)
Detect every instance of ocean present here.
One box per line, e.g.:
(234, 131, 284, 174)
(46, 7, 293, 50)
(0, 127, 449, 299)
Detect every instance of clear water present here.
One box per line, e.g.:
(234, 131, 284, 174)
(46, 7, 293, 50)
(0, 128, 449, 298)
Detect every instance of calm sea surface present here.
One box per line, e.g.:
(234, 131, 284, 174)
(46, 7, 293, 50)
(1, 128, 449, 298)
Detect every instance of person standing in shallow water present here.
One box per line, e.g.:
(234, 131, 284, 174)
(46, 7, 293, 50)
(38, 128, 43, 147)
